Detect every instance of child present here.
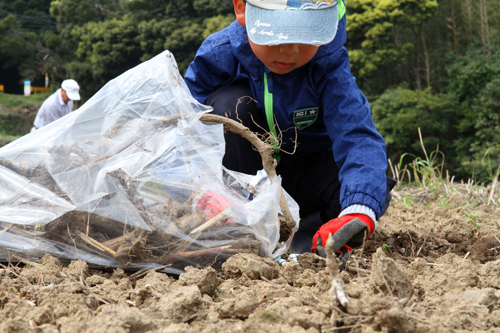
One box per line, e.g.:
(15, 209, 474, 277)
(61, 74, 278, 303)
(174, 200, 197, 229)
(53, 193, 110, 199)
(184, 0, 396, 265)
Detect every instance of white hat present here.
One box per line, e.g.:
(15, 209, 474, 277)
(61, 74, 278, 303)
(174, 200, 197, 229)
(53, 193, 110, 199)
(61, 79, 81, 101)
(245, 0, 339, 46)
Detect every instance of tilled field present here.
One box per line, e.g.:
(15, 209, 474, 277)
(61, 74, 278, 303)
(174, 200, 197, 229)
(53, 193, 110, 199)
(1, 192, 500, 333)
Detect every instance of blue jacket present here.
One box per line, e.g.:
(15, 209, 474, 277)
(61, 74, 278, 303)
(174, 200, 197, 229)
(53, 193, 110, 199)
(184, 16, 388, 219)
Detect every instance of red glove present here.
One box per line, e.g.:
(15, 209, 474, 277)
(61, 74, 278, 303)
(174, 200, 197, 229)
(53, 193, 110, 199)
(311, 214, 374, 266)
(197, 191, 234, 222)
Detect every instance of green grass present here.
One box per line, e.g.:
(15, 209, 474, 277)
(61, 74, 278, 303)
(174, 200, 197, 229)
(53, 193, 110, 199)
(0, 133, 20, 148)
(389, 128, 500, 208)
(462, 209, 483, 227)
(0, 91, 52, 108)
(0, 92, 47, 143)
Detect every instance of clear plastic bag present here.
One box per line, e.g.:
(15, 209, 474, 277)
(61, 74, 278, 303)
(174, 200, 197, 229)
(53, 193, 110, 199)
(0, 51, 299, 274)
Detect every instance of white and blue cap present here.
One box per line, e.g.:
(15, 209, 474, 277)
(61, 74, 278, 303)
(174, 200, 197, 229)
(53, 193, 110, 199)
(61, 79, 80, 101)
(245, 0, 339, 46)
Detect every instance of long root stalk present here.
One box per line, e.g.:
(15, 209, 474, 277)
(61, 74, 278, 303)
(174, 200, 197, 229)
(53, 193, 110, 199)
(325, 234, 349, 307)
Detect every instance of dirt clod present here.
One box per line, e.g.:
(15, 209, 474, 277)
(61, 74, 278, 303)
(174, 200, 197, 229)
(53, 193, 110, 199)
(222, 253, 279, 280)
(178, 266, 219, 296)
(157, 285, 206, 323)
(370, 248, 413, 300)
(297, 252, 325, 270)
(279, 260, 304, 285)
(1, 195, 500, 332)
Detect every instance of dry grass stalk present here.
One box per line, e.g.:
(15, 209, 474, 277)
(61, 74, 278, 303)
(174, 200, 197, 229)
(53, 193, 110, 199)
(488, 168, 500, 205)
(76, 231, 117, 256)
(11, 255, 39, 267)
(188, 208, 231, 238)
(164, 245, 244, 259)
(130, 264, 173, 279)
(418, 127, 441, 193)
(346, 266, 371, 275)
(388, 158, 397, 182)
(325, 234, 349, 307)
(0, 224, 13, 235)
(102, 236, 125, 251)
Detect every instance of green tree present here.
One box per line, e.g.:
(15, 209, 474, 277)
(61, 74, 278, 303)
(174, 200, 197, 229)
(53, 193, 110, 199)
(0, 1, 57, 90)
(125, 0, 233, 21)
(45, 0, 129, 94)
(137, 19, 205, 72)
(193, 0, 235, 17)
(50, 0, 125, 27)
(464, 77, 500, 181)
(49, 0, 126, 62)
(444, 44, 500, 179)
(136, 13, 234, 72)
(64, 0, 235, 98)
(132, 0, 234, 71)
(372, 87, 457, 168)
(0, 0, 53, 17)
(124, 0, 169, 21)
(0, 15, 39, 92)
(203, 14, 235, 39)
(0, 15, 35, 61)
(346, 0, 438, 96)
(64, 14, 141, 100)
(445, 45, 500, 176)
(0, 0, 56, 32)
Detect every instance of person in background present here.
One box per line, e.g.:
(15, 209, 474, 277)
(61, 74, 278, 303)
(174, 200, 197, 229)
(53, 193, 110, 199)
(184, 0, 396, 268)
(31, 79, 80, 131)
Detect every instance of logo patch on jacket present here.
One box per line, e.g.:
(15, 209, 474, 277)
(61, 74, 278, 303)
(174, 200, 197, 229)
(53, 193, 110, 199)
(293, 107, 319, 129)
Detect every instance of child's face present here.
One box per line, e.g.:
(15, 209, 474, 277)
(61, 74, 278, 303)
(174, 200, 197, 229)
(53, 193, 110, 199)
(248, 40, 319, 75)
(233, 0, 319, 75)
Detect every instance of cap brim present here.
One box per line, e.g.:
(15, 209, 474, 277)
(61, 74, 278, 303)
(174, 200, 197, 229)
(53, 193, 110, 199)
(245, 4, 338, 46)
(66, 90, 80, 101)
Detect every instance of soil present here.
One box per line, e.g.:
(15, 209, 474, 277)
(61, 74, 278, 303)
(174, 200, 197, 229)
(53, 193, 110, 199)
(1, 193, 500, 332)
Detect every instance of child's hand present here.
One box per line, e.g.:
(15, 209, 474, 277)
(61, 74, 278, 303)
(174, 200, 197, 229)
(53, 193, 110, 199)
(311, 214, 375, 268)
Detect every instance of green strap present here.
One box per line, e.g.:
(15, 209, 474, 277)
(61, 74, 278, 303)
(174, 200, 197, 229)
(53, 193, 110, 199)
(261, 4, 345, 164)
(338, 0, 346, 21)
(263, 73, 281, 164)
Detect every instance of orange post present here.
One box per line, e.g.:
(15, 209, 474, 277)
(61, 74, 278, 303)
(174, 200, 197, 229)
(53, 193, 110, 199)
(31, 86, 51, 94)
